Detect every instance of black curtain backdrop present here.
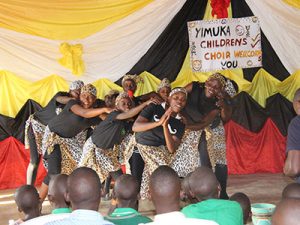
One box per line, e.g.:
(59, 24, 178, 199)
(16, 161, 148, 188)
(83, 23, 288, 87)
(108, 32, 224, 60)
(231, 0, 290, 82)
(124, 0, 208, 83)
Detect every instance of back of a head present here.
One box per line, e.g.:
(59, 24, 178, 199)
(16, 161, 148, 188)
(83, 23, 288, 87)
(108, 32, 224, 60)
(67, 167, 101, 210)
(189, 167, 219, 200)
(272, 198, 300, 225)
(230, 192, 251, 224)
(15, 185, 40, 214)
(48, 174, 68, 205)
(114, 174, 139, 201)
(282, 183, 300, 199)
(293, 88, 300, 102)
(150, 166, 181, 207)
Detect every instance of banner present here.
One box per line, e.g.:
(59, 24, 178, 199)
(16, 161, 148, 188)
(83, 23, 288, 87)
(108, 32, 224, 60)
(188, 16, 262, 72)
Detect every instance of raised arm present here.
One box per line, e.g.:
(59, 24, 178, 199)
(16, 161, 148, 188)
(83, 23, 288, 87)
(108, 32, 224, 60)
(185, 109, 220, 130)
(162, 110, 181, 153)
(116, 99, 159, 120)
(56, 96, 75, 105)
(71, 104, 113, 118)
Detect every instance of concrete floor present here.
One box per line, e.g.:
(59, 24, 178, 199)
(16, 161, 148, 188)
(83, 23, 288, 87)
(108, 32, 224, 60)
(0, 173, 292, 225)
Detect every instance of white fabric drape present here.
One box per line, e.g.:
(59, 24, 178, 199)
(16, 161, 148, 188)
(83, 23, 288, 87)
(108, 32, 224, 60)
(246, 0, 300, 74)
(0, 0, 186, 83)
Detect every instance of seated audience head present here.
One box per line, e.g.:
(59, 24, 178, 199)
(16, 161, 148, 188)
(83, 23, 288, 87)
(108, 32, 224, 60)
(180, 172, 197, 204)
(113, 174, 139, 209)
(80, 84, 97, 109)
(115, 92, 134, 112)
(66, 167, 101, 211)
(48, 174, 69, 210)
(149, 165, 181, 214)
(104, 90, 119, 108)
(69, 80, 84, 99)
(157, 78, 171, 102)
(188, 166, 220, 201)
(272, 198, 300, 225)
(293, 88, 300, 116)
(282, 183, 300, 199)
(230, 192, 251, 224)
(14, 185, 41, 220)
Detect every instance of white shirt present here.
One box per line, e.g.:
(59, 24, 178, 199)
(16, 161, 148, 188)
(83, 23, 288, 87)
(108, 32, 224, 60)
(142, 211, 219, 225)
(21, 214, 70, 225)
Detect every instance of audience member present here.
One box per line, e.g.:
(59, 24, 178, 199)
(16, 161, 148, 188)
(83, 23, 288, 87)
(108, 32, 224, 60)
(181, 166, 243, 225)
(105, 174, 152, 225)
(180, 172, 197, 204)
(229, 192, 251, 224)
(272, 198, 300, 225)
(282, 183, 300, 199)
(48, 174, 71, 214)
(45, 167, 113, 225)
(146, 165, 218, 225)
(284, 88, 300, 183)
(14, 185, 41, 224)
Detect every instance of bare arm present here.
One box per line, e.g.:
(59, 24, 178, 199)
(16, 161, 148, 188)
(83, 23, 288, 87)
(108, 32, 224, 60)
(284, 150, 300, 178)
(71, 104, 113, 118)
(138, 91, 164, 103)
(116, 99, 160, 120)
(162, 111, 181, 153)
(185, 109, 220, 130)
(184, 82, 193, 93)
(56, 96, 74, 105)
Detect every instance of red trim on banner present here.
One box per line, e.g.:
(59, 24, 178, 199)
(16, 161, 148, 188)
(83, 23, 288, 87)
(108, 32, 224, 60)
(211, 0, 231, 18)
(0, 137, 46, 190)
(225, 118, 286, 174)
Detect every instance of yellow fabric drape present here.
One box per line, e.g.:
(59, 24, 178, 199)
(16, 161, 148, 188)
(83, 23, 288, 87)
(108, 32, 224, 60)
(0, 71, 31, 117)
(1, 69, 299, 117)
(92, 78, 123, 100)
(134, 71, 161, 96)
(59, 43, 85, 76)
(283, 0, 300, 9)
(247, 69, 281, 107)
(0, 0, 153, 40)
(278, 70, 300, 101)
(30, 75, 69, 107)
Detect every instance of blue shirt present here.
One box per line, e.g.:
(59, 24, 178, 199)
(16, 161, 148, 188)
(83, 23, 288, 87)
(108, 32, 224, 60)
(45, 209, 113, 225)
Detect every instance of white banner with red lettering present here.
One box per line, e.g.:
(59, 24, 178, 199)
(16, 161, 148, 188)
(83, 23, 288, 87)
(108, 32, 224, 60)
(188, 16, 262, 72)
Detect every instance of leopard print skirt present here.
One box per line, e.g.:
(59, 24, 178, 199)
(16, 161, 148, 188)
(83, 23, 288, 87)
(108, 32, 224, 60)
(79, 134, 132, 182)
(205, 121, 227, 169)
(137, 143, 173, 199)
(170, 129, 202, 177)
(24, 115, 46, 154)
(42, 126, 87, 175)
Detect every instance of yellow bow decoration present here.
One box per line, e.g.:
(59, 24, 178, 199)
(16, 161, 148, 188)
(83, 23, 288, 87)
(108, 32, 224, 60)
(58, 42, 85, 76)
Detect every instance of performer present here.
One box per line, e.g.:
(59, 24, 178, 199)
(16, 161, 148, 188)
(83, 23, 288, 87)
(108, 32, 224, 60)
(79, 92, 158, 184)
(39, 84, 112, 201)
(121, 74, 163, 189)
(183, 72, 237, 199)
(132, 87, 187, 199)
(25, 80, 84, 185)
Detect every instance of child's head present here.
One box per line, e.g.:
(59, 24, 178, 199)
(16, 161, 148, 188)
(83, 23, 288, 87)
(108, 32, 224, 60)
(168, 87, 187, 114)
(115, 92, 133, 112)
(282, 183, 300, 200)
(272, 198, 300, 225)
(104, 90, 120, 108)
(230, 192, 251, 224)
(48, 174, 69, 209)
(14, 185, 40, 216)
(180, 172, 197, 204)
(113, 174, 139, 209)
(80, 84, 97, 109)
(157, 78, 171, 102)
(69, 80, 84, 99)
(293, 88, 300, 116)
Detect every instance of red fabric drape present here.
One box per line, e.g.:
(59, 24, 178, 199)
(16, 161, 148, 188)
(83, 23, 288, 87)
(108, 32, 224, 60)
(0, 137, 46, 189)
(225, 118, 286, 174)
(211, 0, 231, 18)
